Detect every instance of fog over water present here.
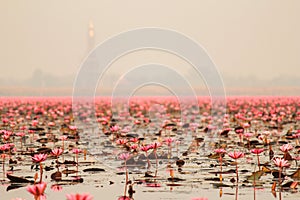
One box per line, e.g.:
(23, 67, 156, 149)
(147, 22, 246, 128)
(1, 1, 299, 96)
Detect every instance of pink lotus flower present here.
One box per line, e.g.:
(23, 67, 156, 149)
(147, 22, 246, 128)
(244, 132, 253, 138)
(251, 148, 264, 170)
(273, 157, 291, 186)
(72, 148, 82, 154)
(51, 184, 62, 192)
(140, 145, 151, 152)
(164, 137, 174, 146)
(48, 122, 55, 127)
(214, 148, 226, 154)
(273, 157, 291, 168)
(27, 182, 47, 199)
(130, 144, 138, 150)
(0, 144, 11, 151)
(110, 125, 120, 132)
(59, 135, 68, 141)
(250, 148, 264, 154)
(228, 151, 244, 160)
(66, 193, 93, 200)
(51, 148, 63, 157)
(116, 138, 128, 145)
(15, 132, 25, 137)
(32, 154, 47, 163)
(118, 196, 130, 200)
(69, 125, 77, 131)
(243, 123, 250, 128)
(228, 151, 244, 182)
(31, 120, 39, 127)
(149, 142, 162, 149)
(280, 143, 293, 152)
(2, 118, 9, 124)
(130, 137, 139, 143)
(119, 153, 131, 160)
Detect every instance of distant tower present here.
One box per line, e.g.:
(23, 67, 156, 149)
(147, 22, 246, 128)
(88, 20, 95, 53)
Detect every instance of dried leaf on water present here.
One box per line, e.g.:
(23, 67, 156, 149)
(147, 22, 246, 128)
(262, 166, 272, 173)
(290, 168, 300, 179)
(247, 170, 264, 181)
(51, 171, 62, 181)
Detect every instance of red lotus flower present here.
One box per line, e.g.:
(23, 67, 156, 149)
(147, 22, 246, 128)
(32, 153, 47, 163)
(228, 151, 244, 160)
(27, 182, 47, 199)
(66, 193, 93, 200)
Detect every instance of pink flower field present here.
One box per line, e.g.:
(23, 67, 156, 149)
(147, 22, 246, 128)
(0, 96, 300, 200)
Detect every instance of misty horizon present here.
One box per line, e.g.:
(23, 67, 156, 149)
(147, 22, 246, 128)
(1, 1, 299, 96)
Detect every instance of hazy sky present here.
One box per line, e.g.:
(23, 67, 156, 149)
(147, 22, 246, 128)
(1, 0, 299, 95)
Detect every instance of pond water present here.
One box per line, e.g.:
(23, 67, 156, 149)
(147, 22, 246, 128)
(0, 97, 300, 200)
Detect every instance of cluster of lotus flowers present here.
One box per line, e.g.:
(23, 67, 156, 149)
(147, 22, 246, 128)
(0, 96, 300, 199)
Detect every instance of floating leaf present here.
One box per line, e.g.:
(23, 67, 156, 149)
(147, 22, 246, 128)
(290, 168, 300, 179)
(272, 171, 285, 179)
(208, 153, 219, 159)
(247, 170, 264, 181)
(262, 166, 272, 173)
(6, 184, 25, 191)
(83, 168, 105, 172)
(283, 152, 293, 161)
(176, 159, 185, 167)
(6, 174, 32, 183)
(167, 177, 185, 182)
(212, 183, 231, 188)
(51, 171, 62, 181)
